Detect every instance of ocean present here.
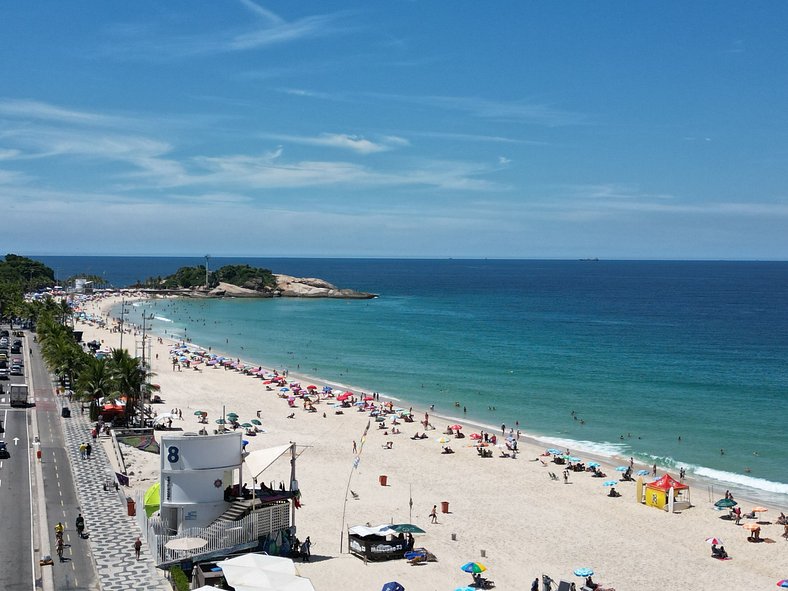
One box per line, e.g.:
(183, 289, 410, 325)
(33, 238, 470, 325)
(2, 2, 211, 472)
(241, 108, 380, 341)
(36, 256, 788, 504)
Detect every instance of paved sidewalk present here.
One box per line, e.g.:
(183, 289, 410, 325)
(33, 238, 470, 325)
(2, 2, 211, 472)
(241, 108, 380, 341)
(60, 404, 169, 591)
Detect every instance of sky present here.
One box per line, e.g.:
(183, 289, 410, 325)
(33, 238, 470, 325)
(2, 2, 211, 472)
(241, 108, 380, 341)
(1, 1, 787, 259)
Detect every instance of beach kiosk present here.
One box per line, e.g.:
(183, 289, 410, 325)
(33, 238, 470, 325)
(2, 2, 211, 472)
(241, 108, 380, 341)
(642, 474, 691, 511)
(348, 524, 409, 562)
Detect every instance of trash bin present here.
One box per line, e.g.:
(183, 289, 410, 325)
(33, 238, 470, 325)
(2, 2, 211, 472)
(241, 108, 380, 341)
(61, 407, 71, 418)
(441, 501, 449, 513)
(127, 497, 136, 516)
(379, 475, 388, 486)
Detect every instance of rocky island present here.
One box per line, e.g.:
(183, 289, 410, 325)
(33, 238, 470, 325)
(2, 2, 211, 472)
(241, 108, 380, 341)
(139, 264, 376, 299)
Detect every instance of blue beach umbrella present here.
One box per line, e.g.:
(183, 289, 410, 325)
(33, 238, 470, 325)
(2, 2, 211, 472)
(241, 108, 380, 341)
(460, 562, 487, 574)
(636, 469, 650, 476)
(776, 580, 788, 588)
(455, 588, 475, 591)
(280, 387, 289, 392)
(615, 466, 628, 472)
(602, 480, 618, 486)
(381, 583, 404, 591)
(547, 448, 563, 455)
(587, 462, 600, 468)
(574, 567, 594, 577)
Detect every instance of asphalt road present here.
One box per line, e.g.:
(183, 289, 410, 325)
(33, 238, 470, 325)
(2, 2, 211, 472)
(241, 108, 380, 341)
(0, 327, 99, 590)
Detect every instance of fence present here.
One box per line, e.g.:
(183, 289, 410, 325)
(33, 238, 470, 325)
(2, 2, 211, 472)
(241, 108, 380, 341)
(147, 502, 290, 566)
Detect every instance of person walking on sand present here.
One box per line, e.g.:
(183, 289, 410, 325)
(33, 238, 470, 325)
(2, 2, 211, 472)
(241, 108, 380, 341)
(352, 440, 357, 454)
(134, 537, 142, 560)
(430, 505, 438, 524)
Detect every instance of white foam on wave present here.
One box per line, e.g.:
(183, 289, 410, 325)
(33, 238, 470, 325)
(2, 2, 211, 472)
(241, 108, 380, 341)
(537, 436, 627, 458)
(691, 466, 788, 495)
(153, 316, 173, 323)
(638, 453, 788, 496)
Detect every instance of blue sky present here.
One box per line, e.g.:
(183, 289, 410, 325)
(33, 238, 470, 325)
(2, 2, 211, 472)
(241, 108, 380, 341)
(1, 1, 787, 259)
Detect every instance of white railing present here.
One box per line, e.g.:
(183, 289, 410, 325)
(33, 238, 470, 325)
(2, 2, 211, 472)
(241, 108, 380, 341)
(147, 502, 290, 566)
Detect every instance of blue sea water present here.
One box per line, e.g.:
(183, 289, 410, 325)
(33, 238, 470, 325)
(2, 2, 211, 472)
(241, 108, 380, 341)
(36, 256, 788, 503)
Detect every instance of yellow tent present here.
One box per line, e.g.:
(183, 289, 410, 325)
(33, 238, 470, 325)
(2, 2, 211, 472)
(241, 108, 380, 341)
(144, 482, 160, 517)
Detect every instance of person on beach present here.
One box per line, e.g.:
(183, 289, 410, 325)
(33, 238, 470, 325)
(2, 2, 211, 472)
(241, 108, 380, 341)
(652, 463, 657, 476)
(430, 505, 438, 523)
(352, 440, 357, 453)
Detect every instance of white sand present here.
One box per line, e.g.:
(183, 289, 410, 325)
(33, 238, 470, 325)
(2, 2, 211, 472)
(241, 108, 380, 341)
(74, 295, 787, 591)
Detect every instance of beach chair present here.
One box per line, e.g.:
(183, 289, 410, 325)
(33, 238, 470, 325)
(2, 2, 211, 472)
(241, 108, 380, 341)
(549, 472, 559, 481)
(556, 581, 573, 591)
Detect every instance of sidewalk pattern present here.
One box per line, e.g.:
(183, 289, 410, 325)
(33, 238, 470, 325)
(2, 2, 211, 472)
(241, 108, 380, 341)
(60, 405, 169, 591)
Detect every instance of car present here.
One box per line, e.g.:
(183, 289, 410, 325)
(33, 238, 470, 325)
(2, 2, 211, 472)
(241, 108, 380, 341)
(0, 441, 8, 458)
(10, 346, 21, 354)
(11, 357, 23, 367)
(10, 365, 22, 376)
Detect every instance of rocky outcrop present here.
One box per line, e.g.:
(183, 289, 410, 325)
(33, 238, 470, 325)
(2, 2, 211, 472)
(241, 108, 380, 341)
(188, 277, 376, 299)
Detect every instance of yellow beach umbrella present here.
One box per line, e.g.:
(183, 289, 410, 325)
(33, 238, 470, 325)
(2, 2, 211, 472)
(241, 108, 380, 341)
(144, 482, 161, 517)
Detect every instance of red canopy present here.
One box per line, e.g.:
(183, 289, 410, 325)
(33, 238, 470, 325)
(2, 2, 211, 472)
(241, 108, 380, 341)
(647, 474, 689, 491)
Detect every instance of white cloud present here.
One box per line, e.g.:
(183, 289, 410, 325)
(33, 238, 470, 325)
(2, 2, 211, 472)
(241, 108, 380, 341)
(0, 98, 130, 127)
(0, 149, 21, 160)
(498, 156, 511, 166)
(259, 132, 409, 154)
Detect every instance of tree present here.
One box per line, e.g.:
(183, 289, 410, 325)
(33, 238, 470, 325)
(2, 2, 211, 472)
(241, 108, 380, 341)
(110, 349, 156, 423)
(75, 356, 114, 421)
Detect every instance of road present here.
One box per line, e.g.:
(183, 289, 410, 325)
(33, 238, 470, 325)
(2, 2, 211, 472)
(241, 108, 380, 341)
(0, 327, 99, 590)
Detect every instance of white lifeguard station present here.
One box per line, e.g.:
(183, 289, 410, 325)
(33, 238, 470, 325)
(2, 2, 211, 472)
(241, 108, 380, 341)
(148, 432, 299, 567)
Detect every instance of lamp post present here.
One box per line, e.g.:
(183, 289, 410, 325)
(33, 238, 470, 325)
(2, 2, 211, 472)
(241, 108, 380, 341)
(119, 297, 126, 352)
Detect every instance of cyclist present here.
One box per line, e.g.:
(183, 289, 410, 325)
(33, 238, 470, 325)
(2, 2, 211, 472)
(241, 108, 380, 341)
(54, 522, 65, 539)
(75, 514, 85, 538)
(56, 537, 64, 562)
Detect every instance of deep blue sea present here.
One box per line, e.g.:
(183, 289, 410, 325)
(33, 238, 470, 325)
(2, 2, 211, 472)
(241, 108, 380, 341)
(36, 256, 788, 504)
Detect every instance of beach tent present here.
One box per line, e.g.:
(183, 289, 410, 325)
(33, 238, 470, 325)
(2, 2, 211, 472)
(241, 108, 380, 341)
(144, 482, 161, 517)
(643, 474, 690, 510)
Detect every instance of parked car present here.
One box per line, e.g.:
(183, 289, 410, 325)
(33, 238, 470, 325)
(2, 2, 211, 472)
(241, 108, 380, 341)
(0, 441, 8, 458)
(10, 364, 22, 376)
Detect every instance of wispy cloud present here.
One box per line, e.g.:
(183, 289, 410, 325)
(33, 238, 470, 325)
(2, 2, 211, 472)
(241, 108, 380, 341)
(103, 5, 349, 59)
(0, 98, 131, 127)
(368, 93, 586, 126)
(259, 132, 409, 154)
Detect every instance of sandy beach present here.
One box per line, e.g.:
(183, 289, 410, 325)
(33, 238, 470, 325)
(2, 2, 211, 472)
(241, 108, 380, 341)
(73, 294, 787, 591)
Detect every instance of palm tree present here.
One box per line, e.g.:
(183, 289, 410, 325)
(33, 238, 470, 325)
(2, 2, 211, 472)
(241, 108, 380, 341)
(109, 349, 155, 424)
(76, 356, 114, 421)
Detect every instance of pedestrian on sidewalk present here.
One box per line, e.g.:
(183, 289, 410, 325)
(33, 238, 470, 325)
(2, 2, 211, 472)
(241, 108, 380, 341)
(134, 537, 142, 560)
(86, 442, 92, 459)
(79, 442, 87, 459)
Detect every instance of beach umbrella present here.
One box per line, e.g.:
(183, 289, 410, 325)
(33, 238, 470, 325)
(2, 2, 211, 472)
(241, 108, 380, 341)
(193, 410, 205, 416)
(227, 412, 239, 417)
(215, 419, 226, 424)
(280, 387, 290, 392)
(615, 466, 628, 472)
(241, 423, 253, 428)
(777, 580, 788, 588)
(547, 448, 563, 455)
(636, 469, 650, 476)
(364, 395, 374, 401)
(469, 433, 482, 440)
(382, 523, 426, 534)
(306, 385, 317, 390)
(251, 419, 262, 425)
(455, 588, 475, 591)
(381, 583, 404, 591)
(436, 436, 451, 444)
(705, 537, 723, 545)
(568, 456, 582, 462)
(714, 498, 737, 508)
(587, 462, 600, 468)
(449, 424, 463, 431)
(602, 480, 618, 486)
(743, 523, 760, 532)
(460, 562, 486, 574)
(573, 568, 594, 577)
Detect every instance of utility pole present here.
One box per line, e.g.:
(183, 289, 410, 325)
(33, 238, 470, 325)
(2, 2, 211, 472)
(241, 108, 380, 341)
(119, 297, 126, 352)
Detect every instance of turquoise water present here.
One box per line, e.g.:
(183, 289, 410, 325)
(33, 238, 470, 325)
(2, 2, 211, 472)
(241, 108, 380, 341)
(41, 256, 787, 503)
(75, 258, 788, 506)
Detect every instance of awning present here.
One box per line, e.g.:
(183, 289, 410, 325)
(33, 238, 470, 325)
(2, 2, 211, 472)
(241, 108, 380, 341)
(242, 444, 293, 484)
(348, 524, 393, 538)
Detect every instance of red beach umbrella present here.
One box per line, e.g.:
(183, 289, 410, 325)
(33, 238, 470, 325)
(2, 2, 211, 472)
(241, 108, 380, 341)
(306, 385, 318, 390)
(450, 424, 463, 431)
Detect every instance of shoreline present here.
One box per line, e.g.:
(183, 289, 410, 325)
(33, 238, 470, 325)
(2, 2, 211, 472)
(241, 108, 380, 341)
(109, 295, 788, 509)
(71, 293, 787, 590)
